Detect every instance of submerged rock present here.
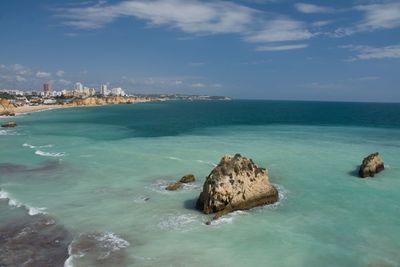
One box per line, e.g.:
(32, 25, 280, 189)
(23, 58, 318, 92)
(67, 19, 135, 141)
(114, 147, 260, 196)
(68, 232, 130, 266)
(0, 205, 71, 267)
(196, 154, 278, 219)
(359, 152, 384, 178)
(166, 174, 196, 191)
(166, 182, 183, 191)
(1, 121, 17, 128)
(179, 174, 195, 183)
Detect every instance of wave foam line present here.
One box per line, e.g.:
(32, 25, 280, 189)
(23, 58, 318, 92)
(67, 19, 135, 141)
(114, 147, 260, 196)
(0, 188, 47, 215)
(35, 150, 65, 157)
(23, 143, 53, 149)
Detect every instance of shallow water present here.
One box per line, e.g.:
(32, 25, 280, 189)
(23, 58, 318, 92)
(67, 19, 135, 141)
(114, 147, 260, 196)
(1, 100, 399, 267)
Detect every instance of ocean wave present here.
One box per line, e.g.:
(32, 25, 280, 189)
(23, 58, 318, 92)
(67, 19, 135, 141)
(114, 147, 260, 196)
(166, 156, 183, 161)
(35, 150, 65, 157)
(157, 214, 200, 231)
(0, 188, 47, 215)
(208, 210, 248, 226)
(196, 160, 217, 167)
(148, 179, 201, 193)
(0, 129, 19, 136)
(66, 232, 130, 266)
(23, 143, 53, 149)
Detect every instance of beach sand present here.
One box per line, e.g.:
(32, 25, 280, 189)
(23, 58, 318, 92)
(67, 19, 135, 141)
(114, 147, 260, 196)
(13, 104, 70, 114)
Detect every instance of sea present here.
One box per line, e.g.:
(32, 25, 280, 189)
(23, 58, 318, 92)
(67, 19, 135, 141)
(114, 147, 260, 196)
(1, 100, 399, 267)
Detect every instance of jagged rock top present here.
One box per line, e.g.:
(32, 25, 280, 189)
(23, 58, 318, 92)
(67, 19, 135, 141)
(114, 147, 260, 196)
(196, 154, 278, 218)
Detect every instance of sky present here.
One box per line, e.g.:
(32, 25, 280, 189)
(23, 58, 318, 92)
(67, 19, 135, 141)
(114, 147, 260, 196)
(0, 0, 399, 102)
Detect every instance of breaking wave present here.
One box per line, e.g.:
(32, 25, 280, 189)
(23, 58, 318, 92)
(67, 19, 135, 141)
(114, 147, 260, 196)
(157, 213, 200, 231)
(0, 188, 47, 215)
(23, 143, 53, 149)
(35, 150, 65, 157)
(65, 232, 130, 267)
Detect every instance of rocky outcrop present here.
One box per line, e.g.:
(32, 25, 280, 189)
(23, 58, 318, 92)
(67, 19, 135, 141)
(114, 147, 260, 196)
(165, 174, 196, 191)
(359, 152, 384, 178)
(1, 121, 17, 128)
(196, 154, 278, 219)
(179, 174, 195, 183)
(0, 99, 15, 116)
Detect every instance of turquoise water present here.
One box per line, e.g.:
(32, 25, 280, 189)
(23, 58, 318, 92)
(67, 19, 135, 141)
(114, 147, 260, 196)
(1, 100, 400, 267)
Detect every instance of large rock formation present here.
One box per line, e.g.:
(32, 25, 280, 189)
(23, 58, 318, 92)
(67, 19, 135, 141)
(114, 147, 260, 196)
(166, 174, 196, 191)
(0, 98, 15, 116)
(196, 154, 278, 219)
(359, 152, 384, 178)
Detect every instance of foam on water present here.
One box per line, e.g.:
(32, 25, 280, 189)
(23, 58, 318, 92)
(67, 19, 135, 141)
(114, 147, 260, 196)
(166, 156, 183, 161)
(0, 129, 19, 135)
(148, 179, 201, 193)
(196, 159, 217, 167)
(157, 213, 200, 231)
(0, 188, 47, 215)
(65, 232, 130, 266)
(23, 143, 53, 149)
(35, 150, 65, 157)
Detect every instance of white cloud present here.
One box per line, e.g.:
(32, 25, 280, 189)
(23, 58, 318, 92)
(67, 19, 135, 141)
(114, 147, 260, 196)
(56, 70, 65, 77)
(341, 44, 400, 60)
(295, 3, 334, 14)
(57, 0, 255, 34)
(331, 2, 400, 37)
(56, 0, 314, 51)
(312, 20, 332, 27)
(36, 71, 52, 78)
(256, 43, 308, 51)
(16, 75, 26, 82)
(356, 2, 400, 31)
(245, 18, 313, 43)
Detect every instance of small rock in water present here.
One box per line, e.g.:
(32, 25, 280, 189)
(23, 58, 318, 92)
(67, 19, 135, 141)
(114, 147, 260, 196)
(359, 152, 384, 178)
(166, 182, 183, 191)
(166, 174, 196, 191)
(179, 174, 196, 183)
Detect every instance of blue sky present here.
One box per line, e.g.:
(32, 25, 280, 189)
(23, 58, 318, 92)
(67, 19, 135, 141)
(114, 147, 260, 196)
(0, 0, 399, 102)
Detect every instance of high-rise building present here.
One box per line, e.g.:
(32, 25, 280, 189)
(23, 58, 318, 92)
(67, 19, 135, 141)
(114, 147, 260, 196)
(100, 84, 108, 96)
(43, 82, 53, 96)
(74, 82, 83, 92)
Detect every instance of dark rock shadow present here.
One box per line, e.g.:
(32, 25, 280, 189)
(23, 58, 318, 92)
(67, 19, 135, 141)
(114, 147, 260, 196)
(348, 165, 361, 178)
(183, 198, 199, 211)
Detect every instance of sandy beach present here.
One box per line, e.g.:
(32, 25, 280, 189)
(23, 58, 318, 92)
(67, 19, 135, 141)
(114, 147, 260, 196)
(13, 104, 71, 114)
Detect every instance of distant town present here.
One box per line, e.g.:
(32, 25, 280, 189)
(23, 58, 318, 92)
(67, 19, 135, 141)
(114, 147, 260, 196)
(0, 82, 231, 107)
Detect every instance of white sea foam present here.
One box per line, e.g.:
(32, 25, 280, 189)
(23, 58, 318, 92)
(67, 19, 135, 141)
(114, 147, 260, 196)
(148, 179, 200, 193)
(166, 156, 183, 161)
(95, 232, 130, 251)
(23, 143, 53, 149)
(0, 188, 47, 215)
(209, 210, 248, 226)
(196, 159, 217, 167)
(35, 150, 65, 157)
(158, 214, 199, 231)
(0, 129, 19, 136)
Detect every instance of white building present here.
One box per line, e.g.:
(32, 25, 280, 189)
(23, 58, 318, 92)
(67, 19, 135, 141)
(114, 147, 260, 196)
(74, 82, 83, 92)
(111, 87, 126, 96)
(100, 84, 109, 96)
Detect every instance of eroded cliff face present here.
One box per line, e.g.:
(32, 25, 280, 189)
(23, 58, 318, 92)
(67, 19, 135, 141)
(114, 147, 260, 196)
(0, 99, 15, 116)
(197, 154, 278, 219)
